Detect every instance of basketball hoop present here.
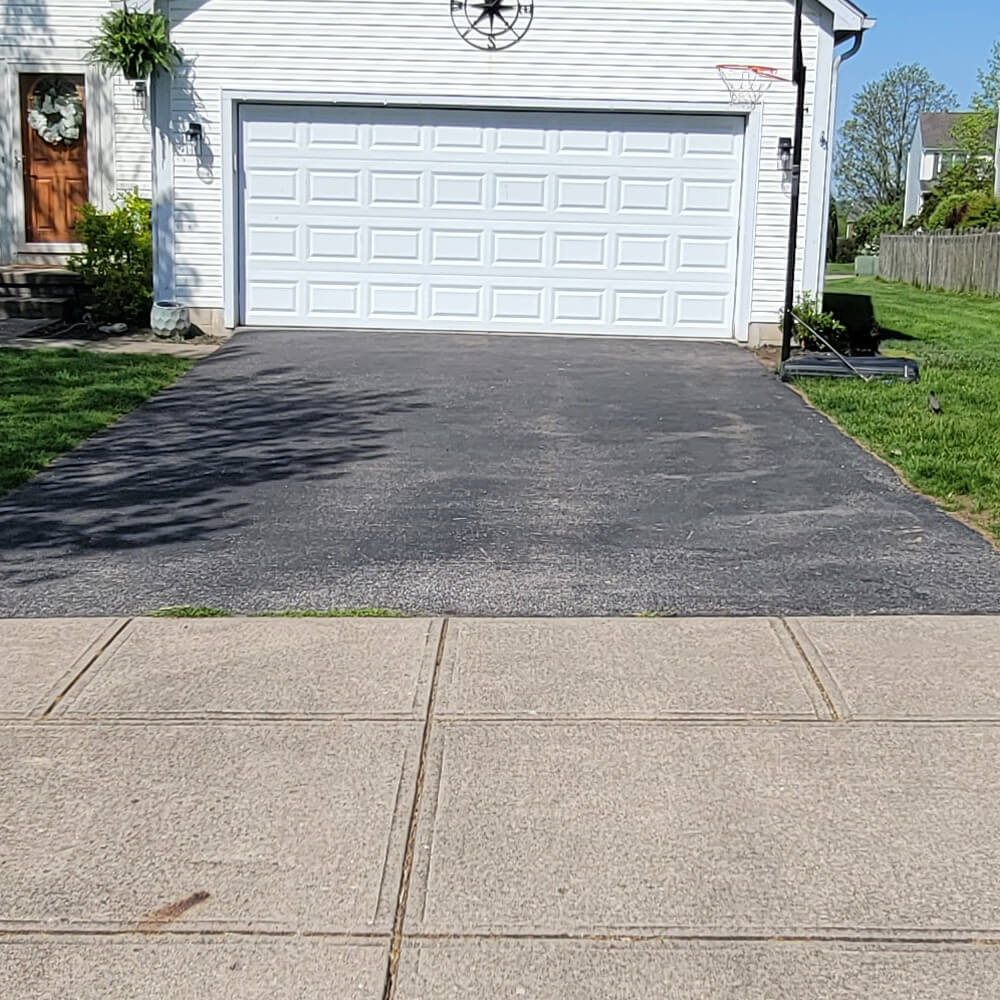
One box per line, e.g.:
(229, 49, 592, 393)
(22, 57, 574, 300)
(716, 64, 787, 106)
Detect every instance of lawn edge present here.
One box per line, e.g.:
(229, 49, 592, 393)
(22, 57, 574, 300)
(0, 347, 195, 498)
(785, 380, 1000, 552)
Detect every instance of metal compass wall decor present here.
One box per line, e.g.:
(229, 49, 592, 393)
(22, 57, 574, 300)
(450, 0, 534, 50)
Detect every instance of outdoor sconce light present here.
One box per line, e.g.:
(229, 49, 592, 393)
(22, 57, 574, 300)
(131, 79, 148, 110)
(185, 122, 203, 154)
(778, 136, 793, 171)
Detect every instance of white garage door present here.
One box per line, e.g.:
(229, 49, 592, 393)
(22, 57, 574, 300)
(239, 105, 744, 337)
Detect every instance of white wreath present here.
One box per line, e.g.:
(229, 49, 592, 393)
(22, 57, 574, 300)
(27, 79, 84, 146)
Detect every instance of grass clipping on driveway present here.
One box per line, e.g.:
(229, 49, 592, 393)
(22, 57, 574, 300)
(801, 278, 1000, 541)
(0, 348, 192, 495)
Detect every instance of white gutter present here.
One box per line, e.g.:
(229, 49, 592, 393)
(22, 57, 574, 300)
(818, 25, 869, 295)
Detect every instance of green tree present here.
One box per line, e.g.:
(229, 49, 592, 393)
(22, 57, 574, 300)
(952, 41, 1000, 157)
(836, 64, 955, 210)
(852, 201, 903, 251)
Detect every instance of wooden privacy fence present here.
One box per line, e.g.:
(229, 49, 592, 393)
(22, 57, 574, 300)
(880, 231, 1000, 297)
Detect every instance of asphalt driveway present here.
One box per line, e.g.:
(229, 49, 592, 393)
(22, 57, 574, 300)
(1, 330, 999, 616)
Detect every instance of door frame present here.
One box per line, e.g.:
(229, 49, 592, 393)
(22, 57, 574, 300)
(217, 91, 761, 340)
(1, 53, 116, 263)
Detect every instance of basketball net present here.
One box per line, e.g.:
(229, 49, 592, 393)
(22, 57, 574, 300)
(716, 64, 787, 106)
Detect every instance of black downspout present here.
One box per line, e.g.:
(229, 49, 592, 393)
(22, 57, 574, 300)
(780, 0, 807, 363)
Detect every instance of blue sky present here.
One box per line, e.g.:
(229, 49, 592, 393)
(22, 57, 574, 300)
(836, 0, 1000, 122)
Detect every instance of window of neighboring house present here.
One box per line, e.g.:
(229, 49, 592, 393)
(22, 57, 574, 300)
(933, 150, 970, 177)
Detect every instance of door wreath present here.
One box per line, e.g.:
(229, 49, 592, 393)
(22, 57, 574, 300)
(26, 77, 84, 146)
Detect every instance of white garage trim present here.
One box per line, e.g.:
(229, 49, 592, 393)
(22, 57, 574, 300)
(220, 91, 761, 339)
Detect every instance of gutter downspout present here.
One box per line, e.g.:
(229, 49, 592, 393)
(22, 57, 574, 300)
(818, 28, 865, 296)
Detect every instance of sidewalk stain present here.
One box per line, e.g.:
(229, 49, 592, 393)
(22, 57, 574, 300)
(136, 891, 211, 932)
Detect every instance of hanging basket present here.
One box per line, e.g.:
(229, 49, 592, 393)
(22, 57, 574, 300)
(86, 5, 182, 81)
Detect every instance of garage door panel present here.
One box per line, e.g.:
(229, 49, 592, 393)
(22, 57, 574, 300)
(241, 106, 743, 336)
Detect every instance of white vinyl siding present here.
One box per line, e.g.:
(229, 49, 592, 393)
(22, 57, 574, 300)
(165, 0, 829, 334)
(0, 1, 152, 200)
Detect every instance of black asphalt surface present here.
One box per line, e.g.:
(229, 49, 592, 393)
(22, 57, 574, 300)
(2, 330, 999, 616)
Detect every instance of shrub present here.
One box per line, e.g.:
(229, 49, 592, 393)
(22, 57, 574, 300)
(927, 190, 1000, 231)
(780, 291, 849, 353)
(67, 190, 152, 326)
(851, 201, 902, 253)
(834, 236, 859, 263)
(907, 158, 997, 229)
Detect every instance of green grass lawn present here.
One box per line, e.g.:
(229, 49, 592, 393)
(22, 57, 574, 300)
(825, 261, 855, 275)
(0, 348, 192, 495)
(798, 277, 1000, 540)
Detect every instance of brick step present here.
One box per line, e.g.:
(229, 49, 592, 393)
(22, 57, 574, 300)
(0, 297, 73, 321)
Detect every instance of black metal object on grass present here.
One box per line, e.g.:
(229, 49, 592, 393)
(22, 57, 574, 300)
(781, 353, 920, 383)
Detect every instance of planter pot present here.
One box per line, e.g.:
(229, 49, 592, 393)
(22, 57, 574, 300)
(151, 300, 190, 339)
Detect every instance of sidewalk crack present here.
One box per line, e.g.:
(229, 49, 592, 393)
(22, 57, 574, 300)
(382, 617, 448, 1000)
(778, 618, 841, 722)
(41, 618, 132, 718)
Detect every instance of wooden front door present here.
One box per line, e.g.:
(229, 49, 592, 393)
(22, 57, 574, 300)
(20, 73, 89, 244)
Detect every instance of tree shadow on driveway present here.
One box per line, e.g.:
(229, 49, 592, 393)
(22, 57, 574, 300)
(0, 343, 431, 587)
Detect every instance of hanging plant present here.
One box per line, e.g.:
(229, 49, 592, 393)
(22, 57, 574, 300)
(86, 1, 181, 80)
(27, 77, 85, 146)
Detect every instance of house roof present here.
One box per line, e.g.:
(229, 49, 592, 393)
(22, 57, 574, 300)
(919, 112, 999, 150)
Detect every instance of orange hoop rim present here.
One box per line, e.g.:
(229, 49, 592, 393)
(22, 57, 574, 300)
(715, 63, 789, 82)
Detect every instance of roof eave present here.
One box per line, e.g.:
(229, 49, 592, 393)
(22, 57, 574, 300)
(821, 0, 873, 35)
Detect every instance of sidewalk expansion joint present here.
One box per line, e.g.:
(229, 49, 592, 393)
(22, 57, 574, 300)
(778, 618, 840, 722)
(41, 618, 132, 718)
(382, 617, 449, 1000)
(401, 930, 1000, 947)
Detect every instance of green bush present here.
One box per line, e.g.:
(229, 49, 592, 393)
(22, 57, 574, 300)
(834, 235, 859, 263)
(907, 158, 997, 229)
(926, 190, 1000, 231)
(67, 191, 152, 326)
(851, 201, 902, 253)
(780, 291, 849, 354)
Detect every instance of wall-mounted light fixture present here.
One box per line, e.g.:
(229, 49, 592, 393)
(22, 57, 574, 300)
(778, 136, 794, 172)
(184, 121, 204, 155)
(130, 79, 148, 111)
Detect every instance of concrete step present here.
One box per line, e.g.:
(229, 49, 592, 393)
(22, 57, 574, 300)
(0, 296, 73, 321)
(0, 266, 83, 287)
(0, 282, 82, 300)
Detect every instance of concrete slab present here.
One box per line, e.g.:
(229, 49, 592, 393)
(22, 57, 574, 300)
(791, 616, 1000, 720)
(437, 618, 821, 719)
(0, 723, 418, 933)
(408, 722, 1000, 936)
(396, 940, 1000, 999)
(0, 618, 122, 718)
(0, 938, 386, 1000)
(59, 617, 442, 719)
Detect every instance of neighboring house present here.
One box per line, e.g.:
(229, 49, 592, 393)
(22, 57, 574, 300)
(903, 111, 999, 224)
(2, 0, 872, 343)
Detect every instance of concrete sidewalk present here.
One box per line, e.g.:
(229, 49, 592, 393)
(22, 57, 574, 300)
(3, 615, 1000, 998)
